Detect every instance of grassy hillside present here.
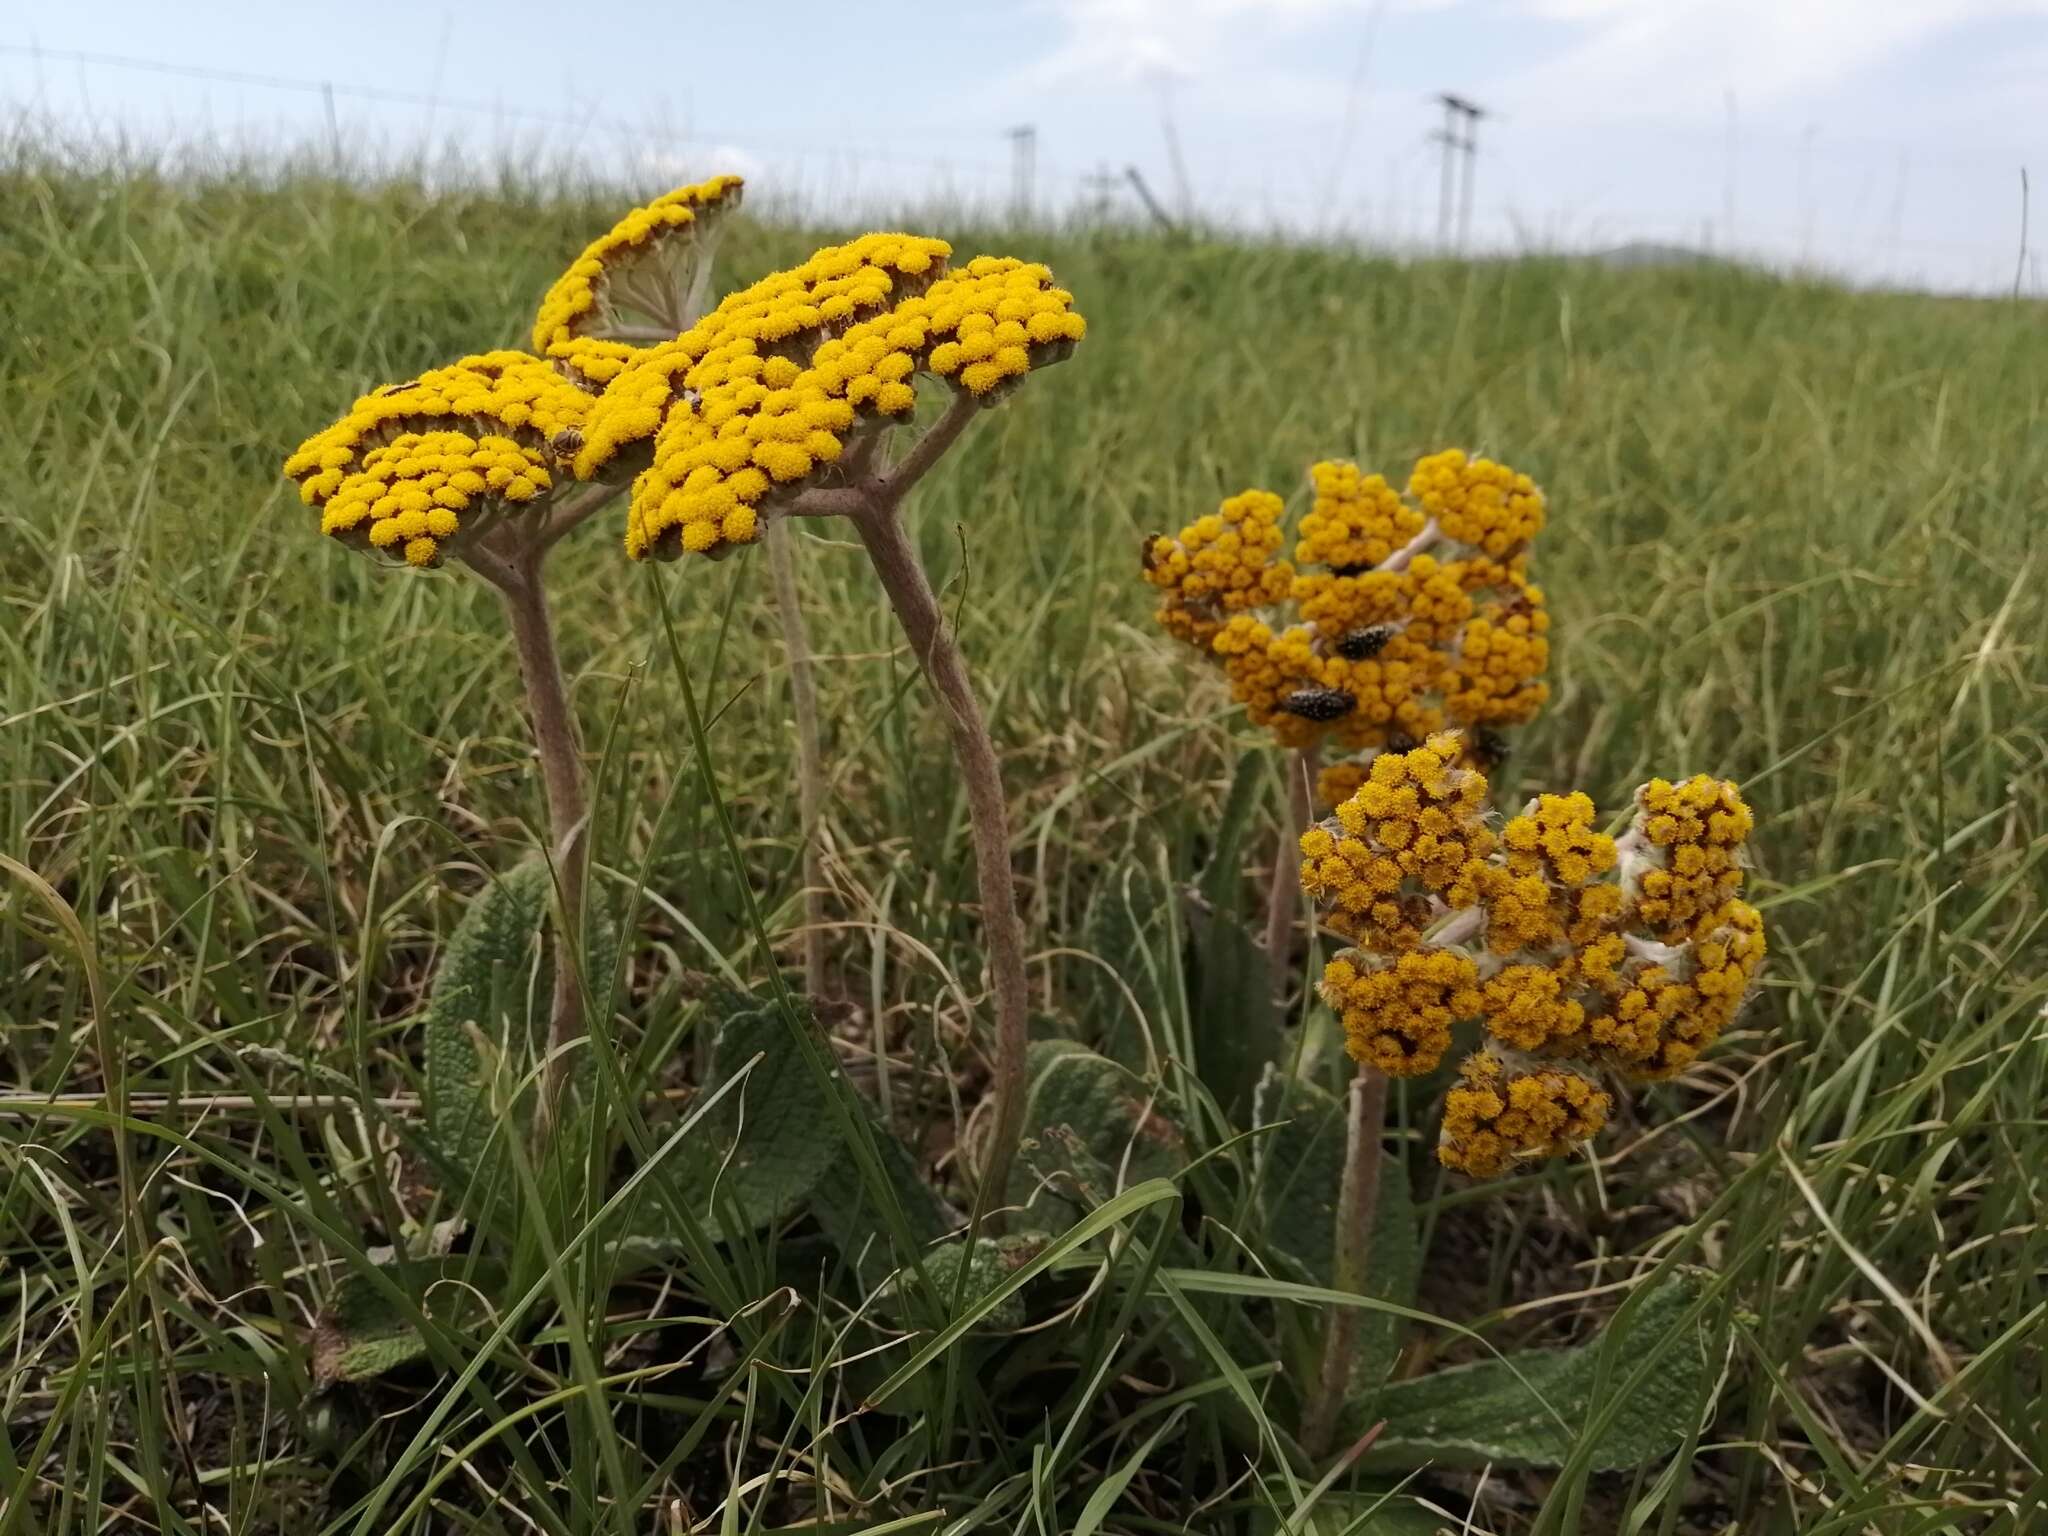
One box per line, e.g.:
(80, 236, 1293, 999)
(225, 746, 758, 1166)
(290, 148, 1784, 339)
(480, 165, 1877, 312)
(2, 160, 2043, 1533)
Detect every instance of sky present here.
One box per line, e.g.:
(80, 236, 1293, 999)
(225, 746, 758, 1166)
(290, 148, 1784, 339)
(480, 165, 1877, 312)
(5, 0, 2047, 293)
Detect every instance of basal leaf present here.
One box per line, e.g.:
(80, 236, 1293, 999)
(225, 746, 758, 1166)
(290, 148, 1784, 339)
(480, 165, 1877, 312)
(1357, 1272, 1721, 1472)
(310, 1271, 429, 1387)
(1185, 903, 1283, 1123)
(1008, 1040, 1187, 1220)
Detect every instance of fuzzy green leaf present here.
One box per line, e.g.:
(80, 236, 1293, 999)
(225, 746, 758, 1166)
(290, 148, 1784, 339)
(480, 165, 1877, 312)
(665, 1003, 845, 1243)
(1079, 858, 1175, 1072)
(422, 861, 551, 1215)
(878, 1233, 1049, 1334)
(310, 1272, 428, 1387)
(809, 1118, 953, 1286)
(421, 859, 620, 1219)
(1008, 1040, 1187, 1220)
(1185, 903, 1284, 1122)
(1357, 1272, 1721, 1472)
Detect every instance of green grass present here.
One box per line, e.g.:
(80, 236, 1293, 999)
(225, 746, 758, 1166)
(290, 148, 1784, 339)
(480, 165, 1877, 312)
(2, 152, 2044, 1534)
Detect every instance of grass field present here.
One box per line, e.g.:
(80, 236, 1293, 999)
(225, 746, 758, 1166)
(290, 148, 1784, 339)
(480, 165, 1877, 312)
(2, 156, 2044, 1533)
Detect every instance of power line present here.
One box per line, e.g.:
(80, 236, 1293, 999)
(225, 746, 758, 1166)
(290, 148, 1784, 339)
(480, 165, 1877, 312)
(0, 41, 1017, 182)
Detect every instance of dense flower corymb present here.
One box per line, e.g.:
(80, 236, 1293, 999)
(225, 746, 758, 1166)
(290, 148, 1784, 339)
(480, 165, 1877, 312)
(283, 351, 591, 568)
(1437, 1052, 1612, 1178)
(1298, 733, 1495, 950)
(532, 174, 746, 387)
(567, 237, 1084, 561)
(1145, 450, 1550, 787)
(1298, 736, 1768, 1177)
(319, 431, 553, 567)
(1141, 489, 1295, 646)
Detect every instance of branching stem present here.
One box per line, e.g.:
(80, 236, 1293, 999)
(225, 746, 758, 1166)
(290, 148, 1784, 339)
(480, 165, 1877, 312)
(787, 392, 1024, 1226)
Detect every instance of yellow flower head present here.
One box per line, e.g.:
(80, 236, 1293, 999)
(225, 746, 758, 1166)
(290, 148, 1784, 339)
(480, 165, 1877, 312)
(1299, 732, 1495, 948)
(1438, 1051, 1610, 1178)
(1319, 947, 1483, 1077)
(285, 352, 591, 508)
(1294, 459, 1427, 571)
(1590, 898, 1766, 1079)
(1143, 489, 1295, 647)
(1441, 569, 1551, 727)
(566, 240, 1084, 561)
(532, 175, 746, 388)
(1478, 962, 1589, 1054)
(1407, 448, 1546, 559)
(1482, 790, 1620, 953)
(1623, 775, 1755, 942)
(1300, 752, 1768, 1175)
(574, 231, 955, 487)
(283, 352, 591, 567)
(1143, 451, 1551, 781)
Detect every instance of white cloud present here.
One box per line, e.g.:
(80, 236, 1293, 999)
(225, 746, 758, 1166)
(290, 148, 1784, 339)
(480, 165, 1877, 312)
(1495, 0, 2048, 123)
(1025, 0, 1376, 85)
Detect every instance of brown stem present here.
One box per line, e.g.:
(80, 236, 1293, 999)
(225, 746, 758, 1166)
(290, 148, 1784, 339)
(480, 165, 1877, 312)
(850, 497, 1027, 1231)
(1301, 1064, 1389, 1459)
(536, 480, 624, 553)
(767, 520, 831, 998)
(783, 391, 982, 522)
(492, 558, 590, 1133)
(1263, 743, 1321, 973)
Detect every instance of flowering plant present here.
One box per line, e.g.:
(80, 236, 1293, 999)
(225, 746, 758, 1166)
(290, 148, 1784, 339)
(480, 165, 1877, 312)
(285, 175, 1086, 1220)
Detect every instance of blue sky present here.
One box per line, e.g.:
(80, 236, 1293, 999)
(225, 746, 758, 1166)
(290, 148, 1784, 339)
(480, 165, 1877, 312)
(6, 0, 2047, 292)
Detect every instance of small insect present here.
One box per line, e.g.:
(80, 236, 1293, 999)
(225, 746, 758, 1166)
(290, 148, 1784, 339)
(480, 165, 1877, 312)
(1140, 532, 1167, 573)
(1382, 731, 1419, 756)
(1281, 686, 1357, 722)
(1327, 561, 1371, 579)
(548, 426, 585, 461)
(1469, 726, 1511, 771)
(1336, 624, 1396, 661)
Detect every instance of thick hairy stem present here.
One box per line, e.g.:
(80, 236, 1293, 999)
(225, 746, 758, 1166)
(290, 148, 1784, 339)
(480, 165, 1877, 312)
(494, 562, 590, 1134)
(1301, 1065, 1389, 1459)
(851, 499, 1027, 1231)
(1263, 742, 1322, 973)
(767, 520, 831, 998)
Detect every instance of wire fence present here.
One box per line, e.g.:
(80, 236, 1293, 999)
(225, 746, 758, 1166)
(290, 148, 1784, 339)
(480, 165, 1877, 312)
(2, 39, 2039, 295)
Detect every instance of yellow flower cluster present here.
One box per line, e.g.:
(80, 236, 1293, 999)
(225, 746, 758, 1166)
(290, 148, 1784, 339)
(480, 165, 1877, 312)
(574, 232, 954, 484)
(1625, 775, 1756, 941)
(1143, 491, 1295, 645)
(1485, 791, 1619, 954)
(613, 251, 1085, 560)
(1143, 452, 1551, 786)
(1437, 1052, 1611, 1178)
(1407, 448, 1546, 558)
(532, 175, 746, 387)
(1441, 571, 1551, 726)
(317, 431, 551, 567)
(1321, 948, 1483, 1076)
(921, 255, 1089, 398)
(285, 352, 591, 510)
(1298, 733, 1494, 949)
(1297, 738, 1768, 1177)
(1588, 897, 1767, 1079)
(1294, 460, 1426, 571)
